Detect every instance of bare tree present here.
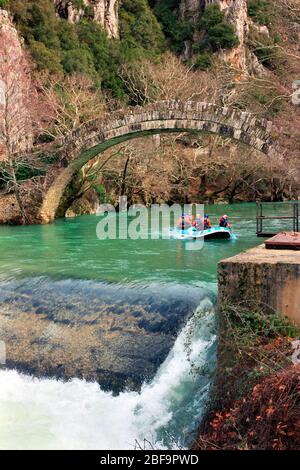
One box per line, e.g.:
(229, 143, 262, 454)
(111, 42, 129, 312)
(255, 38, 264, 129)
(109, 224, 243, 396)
(94, 133, 299, 206)
(0, 13, 35, 222)
(38, 73, 107, 139)
(119, 52, 215, 106)
(279, 0, 300, 22)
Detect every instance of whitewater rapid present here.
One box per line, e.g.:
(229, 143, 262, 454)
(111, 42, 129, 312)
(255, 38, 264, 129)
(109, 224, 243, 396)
(0, 299, 216, 450)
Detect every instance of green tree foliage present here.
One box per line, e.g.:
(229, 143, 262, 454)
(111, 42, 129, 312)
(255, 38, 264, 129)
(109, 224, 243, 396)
(61, 48, 96, 77)
(207, 22, 239, 50)
(29, 40, 63, 74)
(193, 52, 213, 70)
(76, 20, 118, 89)
(197, 4, 238, 51)
(152, 0, 192, 53)
(5, 1, 237, 100)
(248, 0, 271, 26)
(200, 4, 224, 30)
(120, 0, 165, 55)
(6, 0, 165, 100)
(10, 0, 60, 49)
(0, 0, 9, 8)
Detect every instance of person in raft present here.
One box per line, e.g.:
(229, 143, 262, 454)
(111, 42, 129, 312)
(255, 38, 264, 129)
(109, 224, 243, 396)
(177, 214, 192, 230)
(192, 214, 202, 230)
(204, 214, 212, 230)
(219, 214, 231, 228)
(191, 214, 211, 231)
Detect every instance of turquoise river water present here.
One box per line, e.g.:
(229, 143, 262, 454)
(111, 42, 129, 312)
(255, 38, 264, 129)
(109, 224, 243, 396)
(0, 203, 291, 449)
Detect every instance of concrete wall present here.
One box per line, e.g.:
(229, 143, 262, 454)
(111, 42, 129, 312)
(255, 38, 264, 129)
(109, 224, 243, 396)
(219, 244, 300, 324)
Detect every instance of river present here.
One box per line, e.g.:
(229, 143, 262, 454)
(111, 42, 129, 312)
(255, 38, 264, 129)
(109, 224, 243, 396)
(0, 202, 291, 449)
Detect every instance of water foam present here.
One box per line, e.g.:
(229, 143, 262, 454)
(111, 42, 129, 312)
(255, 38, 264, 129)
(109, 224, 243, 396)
(0, 300, 216, 450)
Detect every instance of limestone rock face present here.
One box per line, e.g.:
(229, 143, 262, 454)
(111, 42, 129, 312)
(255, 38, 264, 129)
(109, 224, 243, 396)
(180, 0, 250, 70)
(0, 9, 33, 160)
(219, 0, 249, 70)
(93, 0, 119, 38)
(179, 0, 206, 23)
(54, 0, 119, 38)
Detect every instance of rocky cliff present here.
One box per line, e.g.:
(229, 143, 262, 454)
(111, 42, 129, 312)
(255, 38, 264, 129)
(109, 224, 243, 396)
(219, 0, 250, 71)
(54, 0, 119, 38)
(180, 0, 250, 70)
(0, 9, 33, 161)
(179, 0, 205, 22)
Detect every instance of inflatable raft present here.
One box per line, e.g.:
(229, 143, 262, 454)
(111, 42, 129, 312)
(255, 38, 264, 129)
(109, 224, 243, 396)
(172, 226, 233, 241)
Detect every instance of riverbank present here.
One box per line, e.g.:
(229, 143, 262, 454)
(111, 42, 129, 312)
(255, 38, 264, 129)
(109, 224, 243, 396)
(194, 242, 300, 450)
(194, 300, 300, 450)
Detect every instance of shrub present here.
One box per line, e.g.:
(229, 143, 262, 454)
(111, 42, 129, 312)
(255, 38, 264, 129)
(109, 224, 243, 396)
(195, 366, 300, 450)
(29, 40, 63, 73)
(193, 53, 213, 70)
(93, 183, 107, 203)
(200, 3, 224, 30)
(15, 165, 46, 180)
(38, 151, 59, 163)
(198, 4, 238, 51)
(207, 22, 239, 50)
(62, 48, 96, 77)
(0, 0, 9, 8)
(0, 161, 45, 185)
(74, 0, 85, 10)
(253, 42, 278, 67)
(217, 300, 300, 405)
(248, 0, 271, 26)
(152, 0, 191, 53)
(120, 0, 165, 54)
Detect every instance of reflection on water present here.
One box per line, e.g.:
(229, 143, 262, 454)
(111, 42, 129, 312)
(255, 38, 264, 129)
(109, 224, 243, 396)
(0, 202, 268, 285)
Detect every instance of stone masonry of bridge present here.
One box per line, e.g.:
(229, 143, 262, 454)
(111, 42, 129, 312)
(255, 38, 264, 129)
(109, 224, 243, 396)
(20, 100, 281, 224)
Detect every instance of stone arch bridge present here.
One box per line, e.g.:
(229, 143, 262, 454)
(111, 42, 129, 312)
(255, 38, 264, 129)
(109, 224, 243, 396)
(25, 100, 280, 224)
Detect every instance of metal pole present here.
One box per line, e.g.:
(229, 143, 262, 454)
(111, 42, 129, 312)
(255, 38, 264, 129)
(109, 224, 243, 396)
(293, 203, 295, 232)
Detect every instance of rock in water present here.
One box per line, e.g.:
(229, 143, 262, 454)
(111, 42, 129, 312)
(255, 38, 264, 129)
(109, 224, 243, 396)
(0, 278, 208, 393)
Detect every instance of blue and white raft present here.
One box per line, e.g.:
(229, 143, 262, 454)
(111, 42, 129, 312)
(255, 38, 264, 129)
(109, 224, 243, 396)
(171, 226, 234, 241)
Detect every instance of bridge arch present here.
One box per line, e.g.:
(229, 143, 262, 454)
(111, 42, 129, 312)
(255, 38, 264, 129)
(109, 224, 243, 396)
(34, 100, 281, 223)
